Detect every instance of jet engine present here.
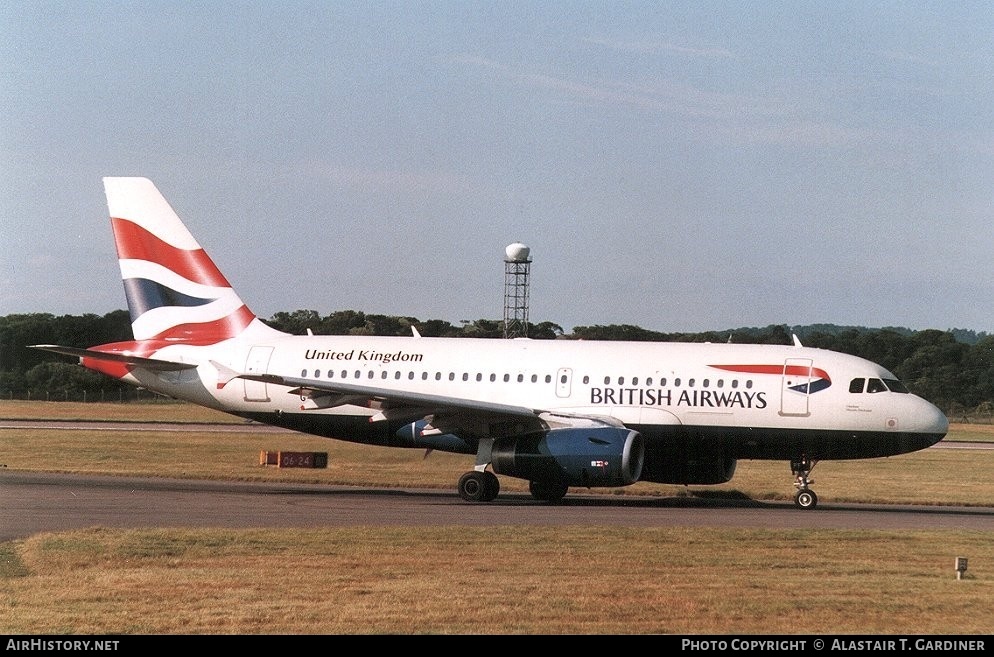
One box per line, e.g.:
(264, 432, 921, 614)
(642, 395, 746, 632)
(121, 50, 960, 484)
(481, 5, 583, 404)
(491, 426, 644, 488)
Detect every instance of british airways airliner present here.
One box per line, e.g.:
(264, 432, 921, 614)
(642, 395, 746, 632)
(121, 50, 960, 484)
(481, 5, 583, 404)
(34, 177, 949, 509)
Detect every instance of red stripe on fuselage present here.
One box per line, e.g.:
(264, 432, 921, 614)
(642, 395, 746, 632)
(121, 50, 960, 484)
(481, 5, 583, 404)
(710, 363, 831, 383)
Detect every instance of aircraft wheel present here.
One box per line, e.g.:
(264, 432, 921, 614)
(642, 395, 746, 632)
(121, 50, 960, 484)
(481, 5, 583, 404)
(458, 471, 494, 503)
(529, 479, 568, 503)
(794, 489, 818, 509)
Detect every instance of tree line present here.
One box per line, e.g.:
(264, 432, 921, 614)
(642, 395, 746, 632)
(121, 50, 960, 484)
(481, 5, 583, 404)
(2, 310, 992, 418)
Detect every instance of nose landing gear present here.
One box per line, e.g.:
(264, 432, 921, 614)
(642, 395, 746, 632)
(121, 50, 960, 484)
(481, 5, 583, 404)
(791, 457, 818, 509)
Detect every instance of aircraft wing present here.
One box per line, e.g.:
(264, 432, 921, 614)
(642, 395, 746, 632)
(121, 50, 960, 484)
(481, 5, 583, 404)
(32, 345, 199, 372)
(210, 360, 624, 436)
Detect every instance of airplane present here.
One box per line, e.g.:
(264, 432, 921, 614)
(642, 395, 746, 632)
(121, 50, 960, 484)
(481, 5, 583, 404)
(33, 177, 949, 509)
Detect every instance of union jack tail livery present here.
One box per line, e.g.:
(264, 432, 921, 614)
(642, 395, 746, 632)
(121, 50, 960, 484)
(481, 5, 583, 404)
(33, 177, 948, 509)
(105, 177, 281, 344)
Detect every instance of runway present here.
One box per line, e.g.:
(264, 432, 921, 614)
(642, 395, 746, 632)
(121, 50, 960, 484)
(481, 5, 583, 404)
(3, 419, 992, 541)
(3, 469, 993, 542)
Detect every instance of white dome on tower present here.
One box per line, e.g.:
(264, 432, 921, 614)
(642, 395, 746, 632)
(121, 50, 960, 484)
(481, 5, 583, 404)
(504, 242, 531, 262)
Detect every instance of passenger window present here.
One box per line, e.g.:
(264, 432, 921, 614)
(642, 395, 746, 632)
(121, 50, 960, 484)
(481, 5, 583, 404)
(849, 378, 865, 393)
(531, 374, 538, 383)
(583, 376, 589, 384)
(646, 377, 653, 386)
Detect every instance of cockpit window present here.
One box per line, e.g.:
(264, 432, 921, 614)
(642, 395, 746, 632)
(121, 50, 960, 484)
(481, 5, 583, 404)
(884, 378, 909, 393)
(850, 377, 910, 394)
(866, 378, 888, 393)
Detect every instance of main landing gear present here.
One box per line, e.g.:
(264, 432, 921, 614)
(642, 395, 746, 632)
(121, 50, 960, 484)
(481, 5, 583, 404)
(458, 469, 500, 502)
(458, 437, 501, 502)
(457, 469, 570, 503)
(456, 441, 570, 503)
(791, 457, 818, 509)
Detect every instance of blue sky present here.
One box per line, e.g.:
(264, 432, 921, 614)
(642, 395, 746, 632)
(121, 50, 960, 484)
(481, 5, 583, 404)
(3, 1, 993, 333)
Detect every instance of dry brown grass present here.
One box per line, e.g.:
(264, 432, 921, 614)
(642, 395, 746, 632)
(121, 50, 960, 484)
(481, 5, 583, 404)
(0, 400, 239, 423)
(2, 526, 993, 634)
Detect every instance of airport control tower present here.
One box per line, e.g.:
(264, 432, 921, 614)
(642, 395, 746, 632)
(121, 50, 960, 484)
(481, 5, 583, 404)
(503, 242, 531, 339)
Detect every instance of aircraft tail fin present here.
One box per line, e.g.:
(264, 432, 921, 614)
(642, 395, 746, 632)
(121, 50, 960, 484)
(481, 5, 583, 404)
(103, 177, 283, 344)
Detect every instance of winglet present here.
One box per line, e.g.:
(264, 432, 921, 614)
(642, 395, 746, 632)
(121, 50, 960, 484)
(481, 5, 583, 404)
(792, 334, 803, 347)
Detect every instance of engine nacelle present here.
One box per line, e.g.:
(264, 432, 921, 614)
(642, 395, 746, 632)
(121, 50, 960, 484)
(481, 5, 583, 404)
(491, 426, 644, 488)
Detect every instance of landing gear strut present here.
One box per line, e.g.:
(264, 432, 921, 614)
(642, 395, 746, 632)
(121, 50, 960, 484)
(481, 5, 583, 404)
(457, 437, 500, 503)
(791, 457, 818, 509)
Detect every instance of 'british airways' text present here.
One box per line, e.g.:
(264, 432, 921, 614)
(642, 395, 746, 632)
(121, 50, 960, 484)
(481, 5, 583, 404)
(591, 387, 767, 409)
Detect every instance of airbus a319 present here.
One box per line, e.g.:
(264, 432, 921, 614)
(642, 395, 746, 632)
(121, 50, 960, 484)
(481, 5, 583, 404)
(34, 177, 949, 508)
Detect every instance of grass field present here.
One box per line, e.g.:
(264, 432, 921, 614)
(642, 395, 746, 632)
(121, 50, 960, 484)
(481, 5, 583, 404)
(2, 401, 993, 635)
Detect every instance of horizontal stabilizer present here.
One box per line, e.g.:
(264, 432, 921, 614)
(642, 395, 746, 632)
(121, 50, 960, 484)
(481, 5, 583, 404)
(31, 345, 198, 372)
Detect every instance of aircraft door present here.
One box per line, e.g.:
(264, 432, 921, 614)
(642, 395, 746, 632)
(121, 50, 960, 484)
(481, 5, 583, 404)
(780, 358, 812, 416)
(244, 346, 274, 402)
(556, 368, 572, 398)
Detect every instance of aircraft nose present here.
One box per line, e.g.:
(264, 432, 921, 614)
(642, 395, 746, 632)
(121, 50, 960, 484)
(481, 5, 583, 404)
(916, 397, 948, 444)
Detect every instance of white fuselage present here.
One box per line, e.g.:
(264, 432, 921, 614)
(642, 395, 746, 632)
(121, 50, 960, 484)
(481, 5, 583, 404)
(121, 332, 948, 470)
